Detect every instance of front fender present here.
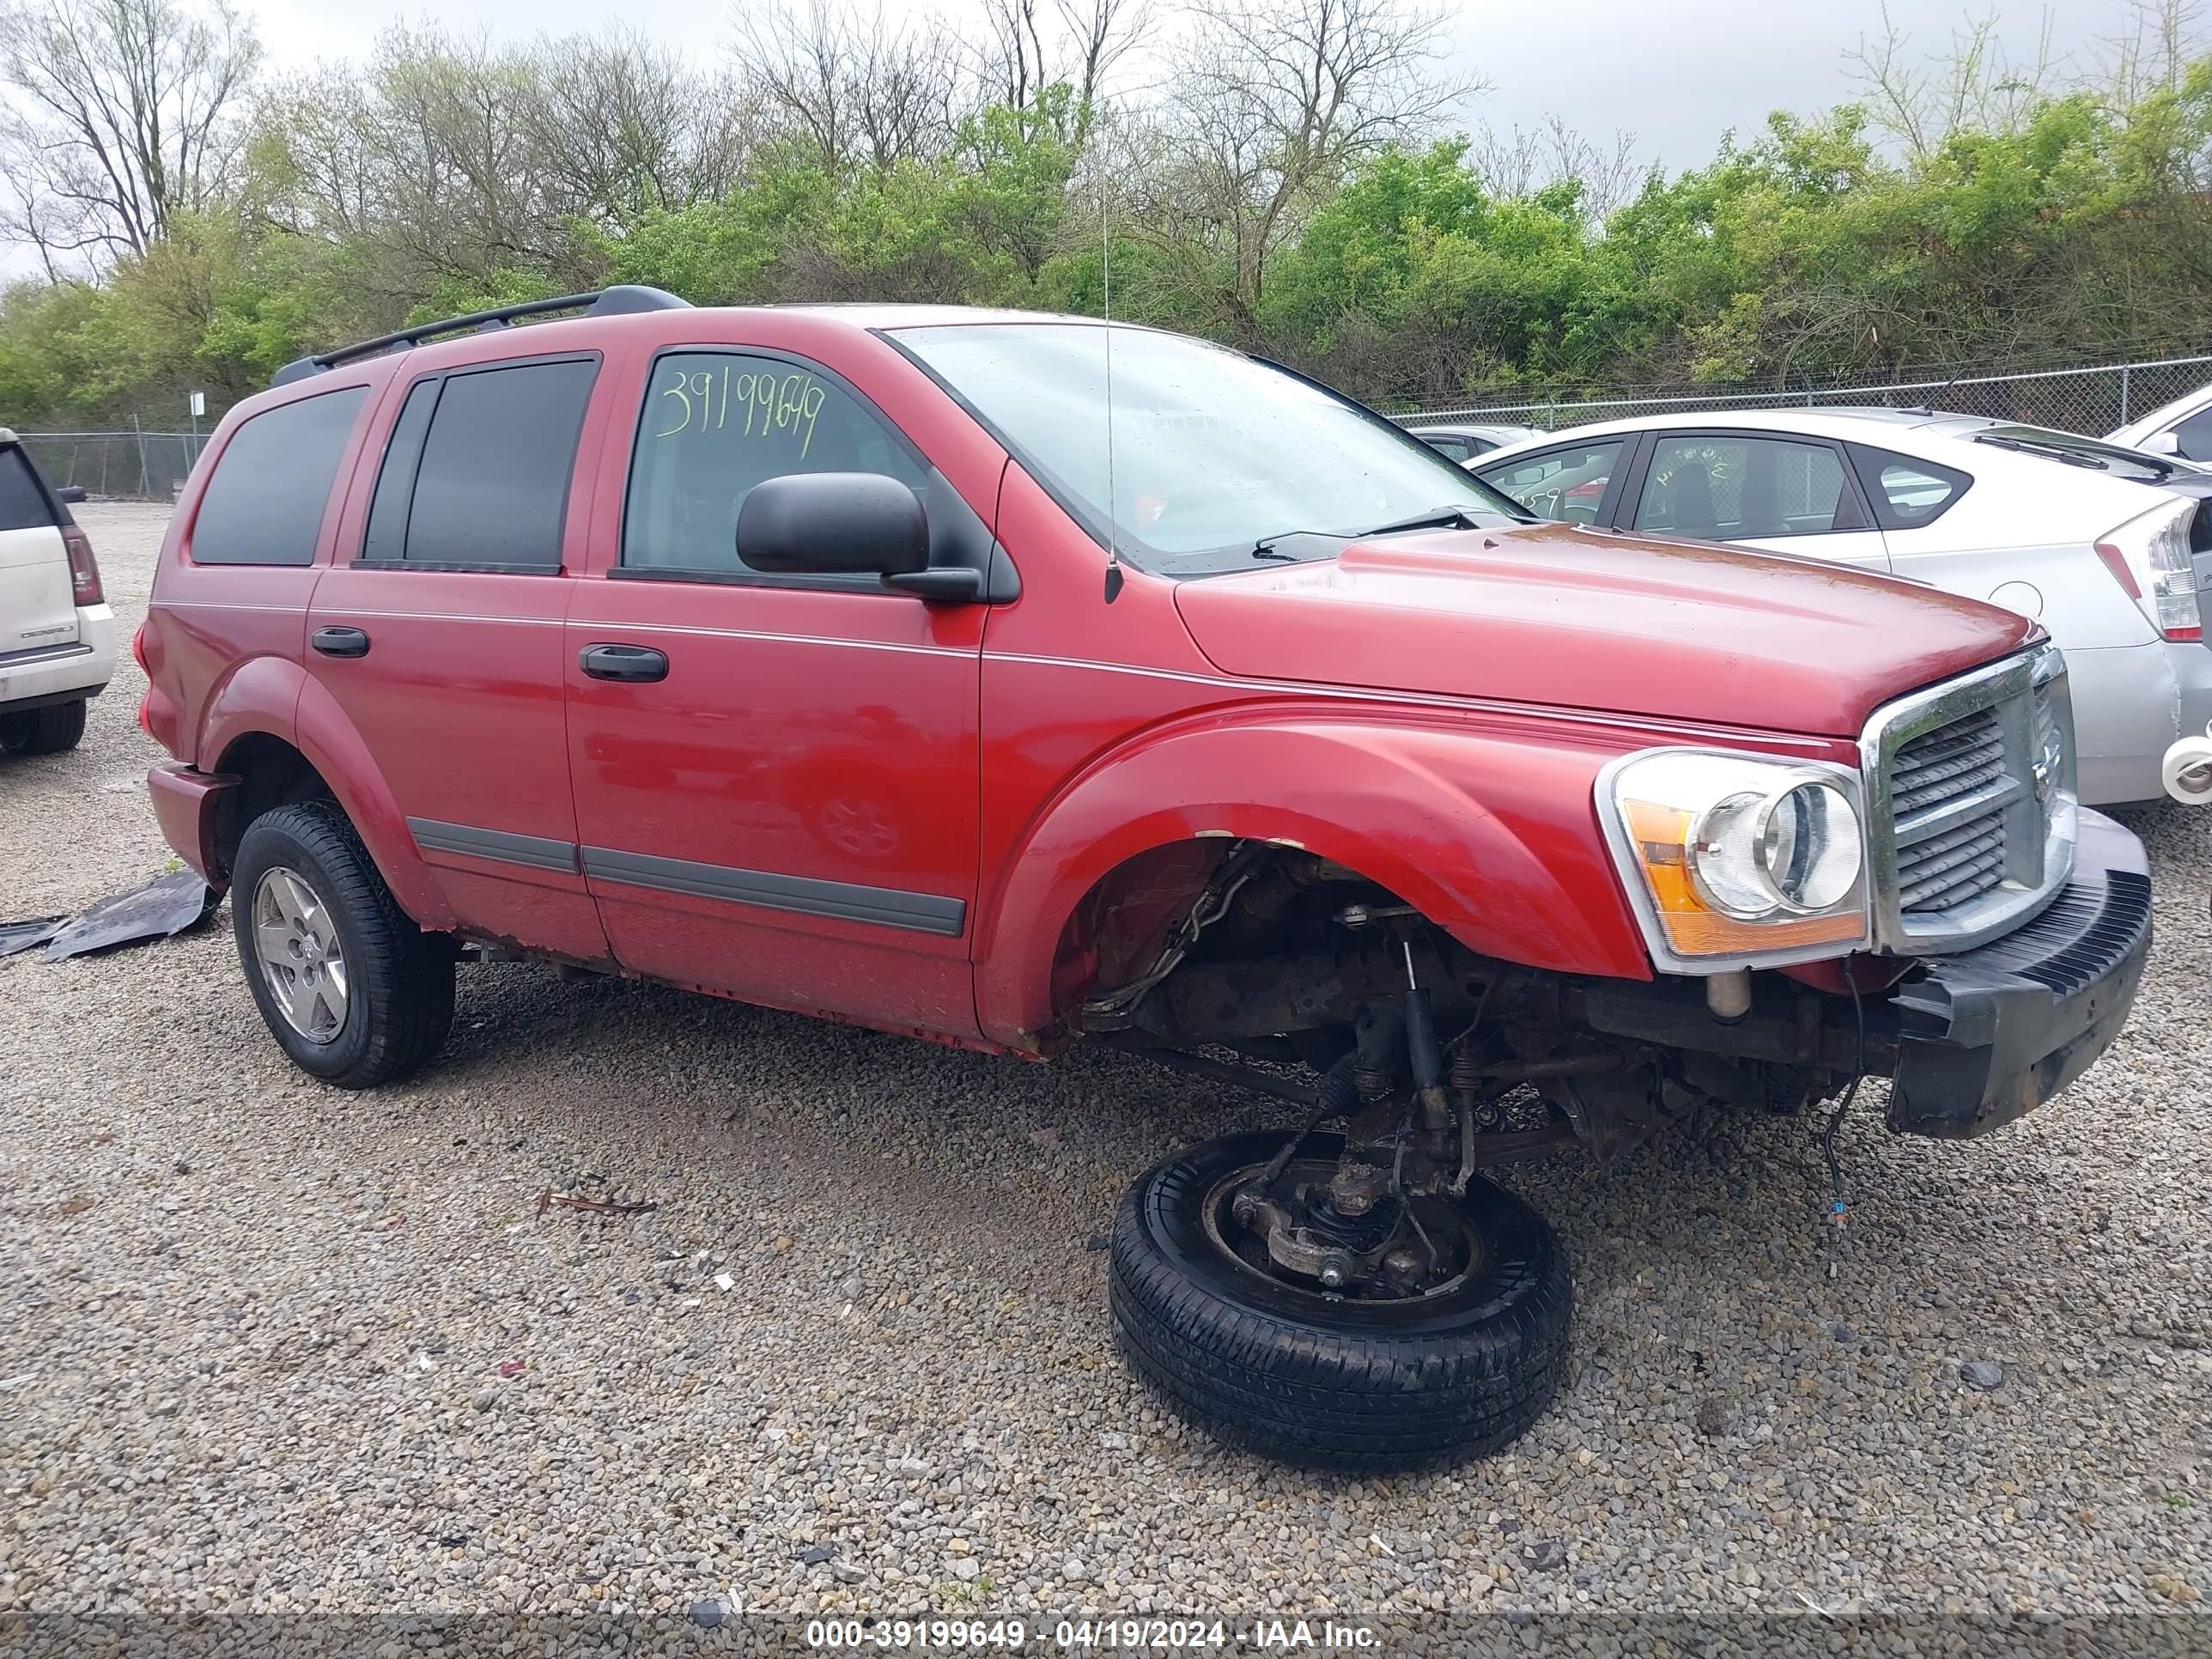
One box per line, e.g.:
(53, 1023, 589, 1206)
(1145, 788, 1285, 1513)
(291, 675, 458, 931)
(975, 710, 1654, 1051)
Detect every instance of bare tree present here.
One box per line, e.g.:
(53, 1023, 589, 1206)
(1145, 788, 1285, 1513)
(2099, 0, 2207, 100)
(983, 0, 1049, 110)
(1844, 3, 2057, 163)
(731, 0, 964, 173)
(1468, 114, 1643, 219)
(981, 0, 1150, 128)
(252, 28, 562, 303)
(532, 31, 752, 225)
(0, 0, 259, 271)
(1152, 0, 1477, 336)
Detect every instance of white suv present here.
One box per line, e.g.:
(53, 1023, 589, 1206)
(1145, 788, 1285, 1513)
(0, 428, 112, 755)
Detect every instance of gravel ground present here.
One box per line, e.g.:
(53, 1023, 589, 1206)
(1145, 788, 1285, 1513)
(2, 505, 2209, 1638)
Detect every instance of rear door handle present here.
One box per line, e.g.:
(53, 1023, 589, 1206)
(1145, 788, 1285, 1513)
(580, 643, 669, 683)
(311, 626, 370, 659)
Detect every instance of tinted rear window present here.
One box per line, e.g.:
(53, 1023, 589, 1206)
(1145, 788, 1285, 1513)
(191, 386, 368, 565)
(360, 380, 441, 564)
(396, 359, 597, 567)
(1846, 444, 1972, 531)
(0, 447, 56, 532)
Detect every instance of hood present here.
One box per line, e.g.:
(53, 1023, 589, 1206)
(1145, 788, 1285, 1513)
(1171, 522, 2038, 738)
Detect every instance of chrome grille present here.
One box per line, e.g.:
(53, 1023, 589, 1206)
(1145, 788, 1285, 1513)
(1861, 646, 2078, 953)
(1891, 707, 2008, 915)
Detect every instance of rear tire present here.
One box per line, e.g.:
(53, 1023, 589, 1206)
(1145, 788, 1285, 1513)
(1109, 1131, 1572, 1472)
(0, 698, 87, 755)
(230, 801, 454, 1088)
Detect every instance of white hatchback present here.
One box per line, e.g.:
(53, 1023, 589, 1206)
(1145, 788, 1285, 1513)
(1471, 407, 2212, 805)
(2107, 379, 2212, 464)
(0, 428, 113, 755)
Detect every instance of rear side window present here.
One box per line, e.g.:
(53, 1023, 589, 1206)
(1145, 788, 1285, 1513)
(1419, 435, 1473, 462)
(1847, 445, 1972, 531)
(0, 447, 55, 531)
(621, 350, 927, 577)
(189, 386, 368, 565)
(363, 357, 598, 569)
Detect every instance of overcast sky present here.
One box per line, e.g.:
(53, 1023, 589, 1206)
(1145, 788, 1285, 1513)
(0, 0, 2166, 283)
(240, 0, 2145, 169)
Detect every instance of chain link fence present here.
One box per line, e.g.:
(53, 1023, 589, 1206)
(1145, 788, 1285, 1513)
(11, 429, 208, 501)
(1400, 352, 2212, 438)
(17, 350, 2212, 497)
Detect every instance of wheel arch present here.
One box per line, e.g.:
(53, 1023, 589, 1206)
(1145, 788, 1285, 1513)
(277, 676, 458, 931)
(974, 714, 1653, 1051)
(208, 730, 333, 882)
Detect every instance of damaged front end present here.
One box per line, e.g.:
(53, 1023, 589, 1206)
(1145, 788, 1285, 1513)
(1071, 813, 2149, 1304)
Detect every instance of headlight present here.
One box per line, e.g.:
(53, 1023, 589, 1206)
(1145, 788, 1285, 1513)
(1601, 750, 1869, 969)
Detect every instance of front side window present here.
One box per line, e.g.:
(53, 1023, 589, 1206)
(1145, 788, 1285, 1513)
(622, 350, 927, 575)
(362, 358, 598, 568)
(1633, 435, 1854, 539)
(1418, 434, 1474, 462)
(1478, 441, 1623, 525)
(191, 386, 368, 565)
(891, 324, 1524, 574)
(0, 447, 53, 532)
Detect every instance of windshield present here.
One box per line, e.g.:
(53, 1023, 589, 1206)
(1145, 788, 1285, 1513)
(890, 322, 1528, 574)
(1971, 423, 2204, 483)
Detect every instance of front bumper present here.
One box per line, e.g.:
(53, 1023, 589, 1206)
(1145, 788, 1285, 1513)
(1578, 809, 2150, 1140)
(1884, 808, 2150, 1137)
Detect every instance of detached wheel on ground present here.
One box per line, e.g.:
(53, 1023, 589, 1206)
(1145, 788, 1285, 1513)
(1109, 1131, 1571, 1472)
(0, 698, 87, 755)
(230, 801, 455, 1089)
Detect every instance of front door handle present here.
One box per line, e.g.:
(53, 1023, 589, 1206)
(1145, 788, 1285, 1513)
(311, 625, 370, 659)
(580, 643, 669, 683)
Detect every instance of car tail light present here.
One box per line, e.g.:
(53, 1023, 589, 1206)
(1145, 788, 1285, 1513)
(62, 524, 104, 606)
(2096, 498, 2199, 642)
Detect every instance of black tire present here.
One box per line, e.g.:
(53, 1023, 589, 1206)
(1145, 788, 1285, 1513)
(0, 698, 87, 755)
(230, 801, 454, 1089)
(1109, 1131, 1572, 1472)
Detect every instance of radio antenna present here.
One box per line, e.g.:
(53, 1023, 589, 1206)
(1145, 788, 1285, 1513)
(1101, 160, 1123, 605)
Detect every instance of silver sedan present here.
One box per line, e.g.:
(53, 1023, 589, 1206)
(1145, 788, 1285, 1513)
(1471, 407, 2210, 805)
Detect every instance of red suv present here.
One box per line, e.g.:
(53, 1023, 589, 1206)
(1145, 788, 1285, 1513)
(140, 288, 2151, 1471)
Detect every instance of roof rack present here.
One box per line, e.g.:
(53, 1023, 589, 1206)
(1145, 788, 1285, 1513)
(270, 284, 691, 388)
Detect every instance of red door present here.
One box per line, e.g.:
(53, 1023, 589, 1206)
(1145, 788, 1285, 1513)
(564, 343, 988, 1035)
(305, 354, 611, 965)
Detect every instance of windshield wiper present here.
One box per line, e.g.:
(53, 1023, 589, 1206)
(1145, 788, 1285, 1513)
(1363, 505, 1485, 536)
(1973, 434, 2108, 471)
(1250, 505, 1486, 562)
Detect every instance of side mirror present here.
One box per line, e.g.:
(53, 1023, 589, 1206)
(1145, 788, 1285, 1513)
(737, 472, 927, 578)
(54, 484, 86, 504)
(2144, 429, 2184, 458)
